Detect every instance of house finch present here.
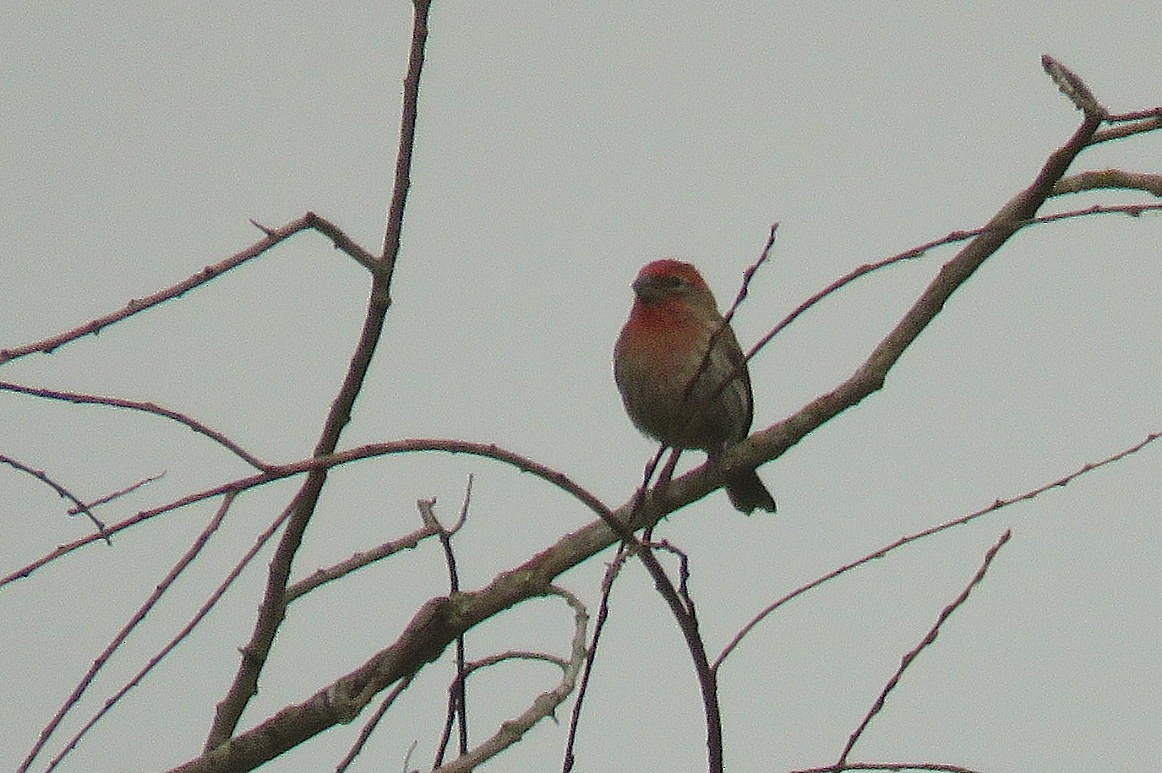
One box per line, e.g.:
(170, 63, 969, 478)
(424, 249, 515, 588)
(614, 259, 776, 514)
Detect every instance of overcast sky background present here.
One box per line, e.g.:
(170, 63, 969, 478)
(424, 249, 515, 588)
(3, 3, 1162, 772)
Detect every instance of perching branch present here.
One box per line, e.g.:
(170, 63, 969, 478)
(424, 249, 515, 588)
(709, 72, 1109, 497)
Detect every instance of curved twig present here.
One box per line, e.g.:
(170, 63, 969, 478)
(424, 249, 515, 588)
(1, 438, 608, 591)
(430, 586, 588, 773)
(744, 201, 1162, 369)
(0, 381, 270, 470)
(0, 454, 109, 542)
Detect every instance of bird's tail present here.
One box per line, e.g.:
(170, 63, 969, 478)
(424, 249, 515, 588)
(726, 469, 777, 515)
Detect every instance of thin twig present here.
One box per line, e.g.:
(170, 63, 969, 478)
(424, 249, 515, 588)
(623, 444, 725, 769)
(55, 501, 292, 773)
(562, 549, 630, 772)
(0, 381, 269, 470)
(68, 472, 165, 513)
(32, 492, 242, 772)
(286, 524, 442, 603)
(792, 762, 989, 773)
(1106, 106, 1162, 122)
(428, 481, 473, 767)
(0, 215, 312, 366)
(714, 431, 1161, 670)
(335, 676, 414, 773)
(679, 223, 779, 420)
(302, 211, 379, 271)
(835, 530, 1012, 767)
(1091, 116, 1162, 144)
(380, 0, 430, 267)
(632, 542, 722, 771)
(721, 223, 780, 329)
(1, 454, 110, 542)
(464, 650, 570, 673)
(744, 202, 1162, 368)
(401, 740, 419, 773)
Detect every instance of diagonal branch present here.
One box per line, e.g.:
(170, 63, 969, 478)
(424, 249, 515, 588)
(0, 213, 355, 366)
(0, 381, 269, 470)
(201, 0, 433, 749)
(713, 431, 1162, 670)
(28, 493, 240, 773)
(709, 109, 1104, 491)
(836, 530, 1012, 767)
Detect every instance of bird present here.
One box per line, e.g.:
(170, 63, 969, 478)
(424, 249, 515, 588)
(613, 259, 776, 514)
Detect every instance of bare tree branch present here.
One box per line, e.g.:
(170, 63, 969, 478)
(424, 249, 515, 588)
(8, 33, 1160, 773)
(1, 438, 607, 591)
(835, 530, 1012, 767)
(335, 676, 414, 773)
(0, 381, 270, 470)
(68, 472, 166, 513)
(29, 493, 238, 772)
(711, 106, 1106, 496)
(1042, 54, 1105, 117)
(562, 545, 629, 772)
(793, 762, 989, 773)
(157, 85, 1140, 773)
(1054, 169, 1162, 197)
(714, 430, 1162, 670)
(1091, 115, 1162, 144)
(429, 486, 472, 767)
(202, 0, 434, 749)
(285, 524, 442, 603)
(1, 214, 318, 366)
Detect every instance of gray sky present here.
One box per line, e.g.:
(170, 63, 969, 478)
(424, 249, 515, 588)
(4, 3, 1162, 772)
